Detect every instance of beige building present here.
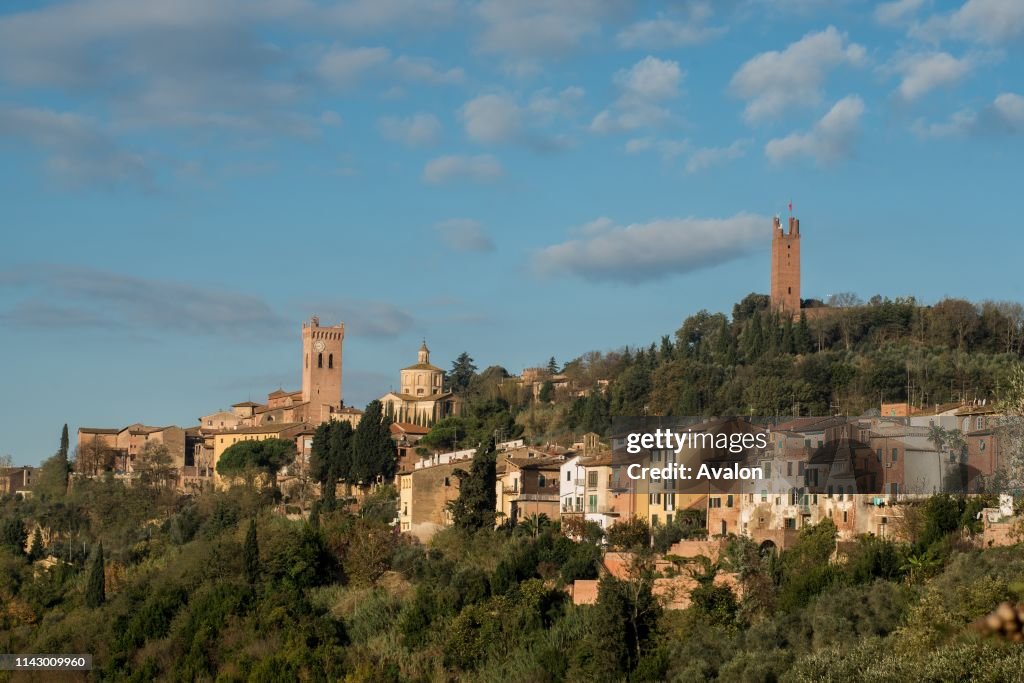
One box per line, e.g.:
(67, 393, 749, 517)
(398, 456, 469, 541)
(495, 449, 563, 525)
(379, 342, 460, 426)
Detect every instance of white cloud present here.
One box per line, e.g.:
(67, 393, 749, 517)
(685, 140, 748, 173)
(324, 0, 457, 32)
(460, 91, 578, 151)
(730, 26, 866, 123)
(890, 51, 974, 101)
(435, 219, 495, 252)
(317, 45, 391, 87)
(460, 94, 525, 144)
(393, 55, 465, 85)
(320, 110, 343, 126)
(474, 0, 629, 57)
(422, 154, 503, 184)
(765, 95, 865, 165)
(616, 4, 725, 48)
(591, 56, 684, 133)
(615, 56, 684, 100)
(534, 213, 769, 283)
(912, 92, 1024, 137)
(377, 113, 442, 147)
(915, 0, 1024, 44)
(623, 137, 690, 160)
(528, 86, 586, 118)
(874, 0, 925, 26)
(0, 105, 151, 188)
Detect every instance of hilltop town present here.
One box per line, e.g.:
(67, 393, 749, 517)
(6, 213, 1021, 569)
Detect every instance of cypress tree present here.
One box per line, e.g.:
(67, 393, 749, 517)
(85, 542, 105, 608)
(796, 312, 811, 354)
(782, 317, 795, 354)
(244, 519, 259, 585)
(352, 400, 397, 486)
(448, 439, 497, 533)
(59, 424, 69, 461)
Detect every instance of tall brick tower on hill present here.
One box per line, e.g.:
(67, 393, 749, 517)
(770, 215, 800, 315)
(301, 316, 344, 421)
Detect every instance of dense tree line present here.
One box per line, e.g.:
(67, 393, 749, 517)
(3, 425, 1023, 681)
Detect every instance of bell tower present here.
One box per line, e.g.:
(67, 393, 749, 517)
(301, 316, 344, 421)
(770, 215, 801, 315)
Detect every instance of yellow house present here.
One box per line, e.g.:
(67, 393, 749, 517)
(212, 422, 308, 488)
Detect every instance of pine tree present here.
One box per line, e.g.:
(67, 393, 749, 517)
(85, 542, 105, 608)
(449, 352, 477, 394)
(28, 527, 43, 562)
(244, 519, 259, 585)
(546, 356, 559, 374)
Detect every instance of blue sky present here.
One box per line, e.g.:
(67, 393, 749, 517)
(1, 0, 1023, 463)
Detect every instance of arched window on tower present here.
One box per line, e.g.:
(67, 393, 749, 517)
(318, 353, 323, 368)
(305, 354, 309, 369)
(329, 354, 334, 369)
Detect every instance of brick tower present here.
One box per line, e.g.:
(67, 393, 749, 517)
(301, 316, 344, 421)
(770, 215, 800, 315)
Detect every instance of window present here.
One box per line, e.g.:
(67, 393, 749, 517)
(651, 514, 659, 527)
(784, 518, 796, 529)
(761, 489, 768, 502)
(721, 520, 728, 535)
(876, 448, 882, 462)
(980, 440, 986, 452)
(891, 447, 898, 462)
(305, 354, 308, 369)
(842, 510, 848, 523)
(977, 417, 984, 430)
(328, 354, 334, 369)
(665, 493, 675, 510)
(649, 493, 661, 505)
(827, 485, 833, 498)
(588, 495, 597, 513)
(890, 482, 899, 495)
(513, 478, 518, 492)
(763, 462, 771, 478)
(538, 474, 547, 488)
(587, 471, 598, 489)
(804, 438, 811, 448)
(318, 353, 323, 368)
(726, 494, 733, 508)
(838, 486, 844, 501)
(709, 497, 722, 508)
(787, 462, 793, 476)
(798, 462, 805, 476)
(444, 477, 450, 487)
(566, 471, 572, 481)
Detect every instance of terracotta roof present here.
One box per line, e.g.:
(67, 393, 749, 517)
(401, 362, 443, 372)
(502, 455, 564, 471)
(391, 422, 430, 435)
(79, 427, 119, 434)
(232, 401, 262, 408)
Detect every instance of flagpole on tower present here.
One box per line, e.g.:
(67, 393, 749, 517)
(788, 199, 793, 217)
